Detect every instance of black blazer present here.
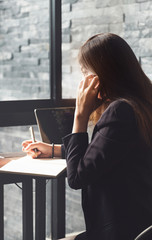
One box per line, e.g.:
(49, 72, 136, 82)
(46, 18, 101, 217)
(63, 100, 152, 240)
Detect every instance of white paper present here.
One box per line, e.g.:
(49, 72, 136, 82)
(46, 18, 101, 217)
(0, 156, 67, 177)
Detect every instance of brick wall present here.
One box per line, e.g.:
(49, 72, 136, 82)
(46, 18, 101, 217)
(0, 0, 50, 100)
(62, 0, 152, 98)
(0, 0, 152, 239)
(1, 0, 152, 100)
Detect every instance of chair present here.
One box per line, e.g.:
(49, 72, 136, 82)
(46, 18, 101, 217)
(134, 226, 152, 240)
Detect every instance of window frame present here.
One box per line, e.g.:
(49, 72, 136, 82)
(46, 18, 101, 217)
(0, 0, 75, 127)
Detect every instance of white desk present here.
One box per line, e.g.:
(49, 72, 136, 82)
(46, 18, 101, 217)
(0, 152, 67, 240)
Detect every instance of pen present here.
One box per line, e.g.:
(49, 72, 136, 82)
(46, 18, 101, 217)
(29, 126, 38, 157)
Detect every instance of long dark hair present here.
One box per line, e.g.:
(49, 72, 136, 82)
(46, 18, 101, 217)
(78, 33, 152, 147)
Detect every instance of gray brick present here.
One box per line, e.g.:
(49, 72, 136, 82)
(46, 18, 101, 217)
(15, 12, 30, 19)
(11, 65, 49, 73)
(62, 27, 71, 35)
(138, 11, 152, 28)
(125, 37, 139, 48)
(37, 29, 50, 39)
(63, 65, 72, 73)
(141, 57, 152, 73)
(140, 1, 152, 10)
(13, 52, 32, 58)
(109, 23, 123, 35)
(125, 13, 139, 25)
(2, 18, 20, 28)
(122, 3, 140, 15)
(140, 29, 152, 38)
(139, 38, 152, 56)
(71, 24, 109, 42)
(20, 5, 39, 14)
(38, 72, 49, 80)
(96, 0, 121, 8)
(72, 17, 109, 30)
(123, 30, 140, 38)
(62, 50, 71, 63)
(30, 11, 49, 24)
(0, 1, 18, 10)
(3, 71, 30, 78)
(124, 21, 139, 31)
(29, 38, 49, 44)
(72, 1, 95, 10)
(0, 7, 20, 19)
(123, 0, 136, 3)
(136, 0, 148, 2)
(62, 0, 78, 3)
(13, 0, 29, 7)
(147, 74, 152, 81)
(63, 6, 123, 23)
(62, 3, 71, 12)
(39, 59, 49, 66)
(62, 34, 71, 43)
(62, 20, 71, 29)
(2, 38, 29, 52)
(21, 43, 49, 54)
(13, 58, 39, 66)
(0, 72, 3, 79)
(0, 52, 13, 61)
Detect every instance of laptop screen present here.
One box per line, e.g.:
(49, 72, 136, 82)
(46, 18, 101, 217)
(34, 107, 75, 144)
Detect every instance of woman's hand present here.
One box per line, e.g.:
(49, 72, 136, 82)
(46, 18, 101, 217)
(72, 74, 100, 133)
(22, 140, 52, 159)
(76, 74, 100, 118)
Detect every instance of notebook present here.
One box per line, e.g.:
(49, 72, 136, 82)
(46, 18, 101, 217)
(0, 155, 67, 177)
(34, 107, 75, 144)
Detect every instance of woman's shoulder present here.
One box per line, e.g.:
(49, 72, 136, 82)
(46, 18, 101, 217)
(96, 99, 136, 127)
(111, 99, 135, 120)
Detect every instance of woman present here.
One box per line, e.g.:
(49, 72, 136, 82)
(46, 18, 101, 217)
(22, 33, 152, 240)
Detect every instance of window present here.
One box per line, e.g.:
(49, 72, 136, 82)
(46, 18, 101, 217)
(0, 0, 50, 101)
(0, 0, 75, 127)
(0, 1, 80, 239)
(61, 2, 82, 99)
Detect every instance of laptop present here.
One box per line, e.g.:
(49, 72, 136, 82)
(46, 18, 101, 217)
(34, 107, 75, 144)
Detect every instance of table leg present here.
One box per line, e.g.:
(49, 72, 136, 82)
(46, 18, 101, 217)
(22, 177, 33, 240)
(35, 178, 46, 240)
(0, 184, 4, 240)
(51, 176, 65, 240)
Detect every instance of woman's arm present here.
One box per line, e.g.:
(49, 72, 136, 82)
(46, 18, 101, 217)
(22, 140, 62, 159)
(72, 75, 100, 133)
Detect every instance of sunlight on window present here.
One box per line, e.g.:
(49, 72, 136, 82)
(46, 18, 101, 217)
(0, 0, 50, 100)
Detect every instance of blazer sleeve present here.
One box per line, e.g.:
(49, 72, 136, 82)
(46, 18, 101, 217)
(62, 101, 137, 190)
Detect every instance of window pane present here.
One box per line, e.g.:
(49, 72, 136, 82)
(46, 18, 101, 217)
(0, 125, 40, 152)
(62, 1, 82, 99)
(0, 0, 50, 100)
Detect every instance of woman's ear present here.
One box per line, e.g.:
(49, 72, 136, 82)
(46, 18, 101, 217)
(97, 91, 102, 99)
(95, 77, 102, 99)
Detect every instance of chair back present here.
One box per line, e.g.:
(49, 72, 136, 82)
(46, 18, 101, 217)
(135, 226, 152, 240)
